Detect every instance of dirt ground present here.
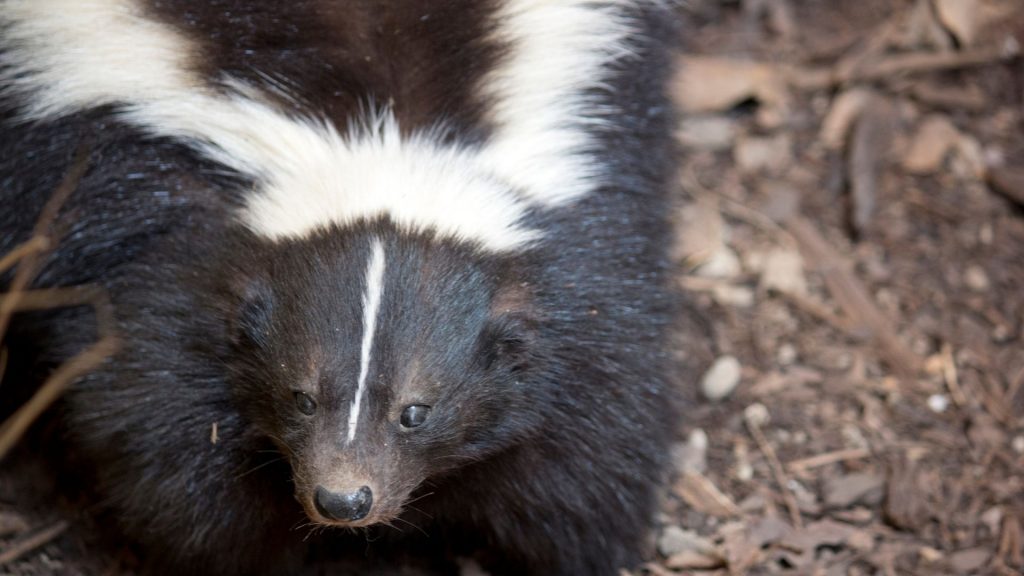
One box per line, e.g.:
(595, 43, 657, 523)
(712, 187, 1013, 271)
(2, 1, 1023, 575)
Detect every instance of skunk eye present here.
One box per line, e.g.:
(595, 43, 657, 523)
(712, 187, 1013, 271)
(294, 392, 316, 416)
(400, 405, 431, 428)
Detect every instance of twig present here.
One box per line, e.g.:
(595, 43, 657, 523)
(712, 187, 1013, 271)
(940, 343, 967, 407)
(745, 409, 803, 528)
(0, 520, 69, 566)
(788, 37, 1021, 91)
(0, 236, 50, 276)
(0, 286, 118, 459)
(787, 448, 872, 474)
(846, 38, 1020, 82)
(0, 142, 91, 339)
(785, 216, 923, 377)
(1005, 365, 1024, 408)
(780, 291, 859, 337)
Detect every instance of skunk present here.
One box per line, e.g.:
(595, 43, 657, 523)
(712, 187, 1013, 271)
(0, 1, 682, 574)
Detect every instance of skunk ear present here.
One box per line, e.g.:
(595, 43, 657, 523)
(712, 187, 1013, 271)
(484, 281, 539, 372)
(480, 313, 536, 373)
(230, 277, 274, 349)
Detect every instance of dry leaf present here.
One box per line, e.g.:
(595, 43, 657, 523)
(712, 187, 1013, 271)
(933, 0, 1018, 47)
(820, 88, 875, 150)
(986, 165, 1024, 207)
(901, 0, 955, 50)
(673, 56, 787, 114)
(903, 115, 962, 174)
(933, 0, 983, 45)
(664, 550, 725, 570)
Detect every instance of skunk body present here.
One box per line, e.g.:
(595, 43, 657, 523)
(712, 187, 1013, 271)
(0, 2, 681, 574)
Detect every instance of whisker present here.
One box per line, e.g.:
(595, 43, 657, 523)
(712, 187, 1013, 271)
(404, 504, 434, 521)
(392, 515, 428, 537)
(234, 456, 285, 480)
(404, 491, 435, 505)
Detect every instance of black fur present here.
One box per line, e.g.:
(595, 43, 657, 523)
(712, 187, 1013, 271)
(1, 2, 683, 574)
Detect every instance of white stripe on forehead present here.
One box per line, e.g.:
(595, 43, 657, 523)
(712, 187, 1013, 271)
(346, 238, 386, 443)
(0, 0, 638, 248)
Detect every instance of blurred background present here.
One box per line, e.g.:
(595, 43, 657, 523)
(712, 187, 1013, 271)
(658, 0, 1024, 574)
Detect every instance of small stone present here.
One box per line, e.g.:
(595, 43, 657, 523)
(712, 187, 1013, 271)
(981, 507, 1004, 536)
(657, 525, 715, 557)
(744, 403, 770, 427)
(677, 116, 737, 151)
(701, 356, 742, 401)
(671, 429, 709, 475)
(696, 246, 742, 279)
(1012, 436, 1024, 454)
(759, 248, 807, 296)
(777, 343, 797, 366)
(964, 265, 990, 291)
(736, 462, 754, 482)
(919, 546, 944, 563)
(948, 548, 991, 573)
(712, 284, 754, 308)
(927, 394, 949, 413)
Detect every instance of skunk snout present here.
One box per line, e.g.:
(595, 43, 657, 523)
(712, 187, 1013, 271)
(314, 485, 373, 522)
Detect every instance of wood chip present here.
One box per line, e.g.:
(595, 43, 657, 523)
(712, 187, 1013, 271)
(824, 472, 885, 508)
(986, 165, 1024, 207)
(848, 94, 896, 236)
(884, 457, 933, 530)
(664, 550, 725, 570)
(673, 472, 741, 518)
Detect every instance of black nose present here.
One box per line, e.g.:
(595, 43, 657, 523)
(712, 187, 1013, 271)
(314, 485, 373, 522)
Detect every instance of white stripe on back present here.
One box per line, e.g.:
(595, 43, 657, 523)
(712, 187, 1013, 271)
(0, 0, 641, 250)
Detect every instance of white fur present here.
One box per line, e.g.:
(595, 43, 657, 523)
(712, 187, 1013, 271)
(0, 0, 640, 248)
(478, 0, 636, 206)
(347, 239, 386, 443)
(0, 0, 538, 252)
